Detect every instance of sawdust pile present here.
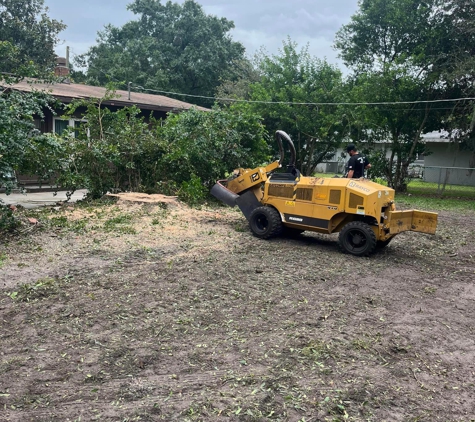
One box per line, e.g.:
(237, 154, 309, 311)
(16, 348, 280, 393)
(105, 192, 181, 207)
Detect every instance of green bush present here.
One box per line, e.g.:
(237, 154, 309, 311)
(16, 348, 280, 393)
(3, 87, 270, 207)
(157, 106, 270, 188)
(57, 91, 163, 198)
(0, 201, 19, 233)
(178, 174, 207, 206)
(1, 77, 59, 191)
(54, 94, 269, 205)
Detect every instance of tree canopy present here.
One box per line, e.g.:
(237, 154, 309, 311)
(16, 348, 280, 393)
(335, 0, 440, 72)
(79, 0, 246, 107)
(245, 39, 348, 176)
(0, 0, 66, 74)
(334, 0, 475, 190)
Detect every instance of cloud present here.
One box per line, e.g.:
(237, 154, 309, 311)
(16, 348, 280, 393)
(200, 0, 357, 37)
(44, 0, 357, 67)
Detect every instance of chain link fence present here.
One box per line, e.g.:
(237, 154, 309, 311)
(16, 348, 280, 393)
(406, 166, 475, 196)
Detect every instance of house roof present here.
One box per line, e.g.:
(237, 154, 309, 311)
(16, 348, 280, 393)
(7, 79, 209, 113)
(422, 131, 450, 143)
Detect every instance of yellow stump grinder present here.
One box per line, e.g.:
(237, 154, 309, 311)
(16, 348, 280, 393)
(211, 130, 438, 256)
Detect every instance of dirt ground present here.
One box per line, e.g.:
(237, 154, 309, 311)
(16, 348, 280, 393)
(1, 197, 474, 422)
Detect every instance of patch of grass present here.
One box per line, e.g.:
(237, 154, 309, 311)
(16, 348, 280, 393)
(0, 253, 7, 268)
(103, 214, 137, 234)
(314, 172, 333, 178)
(407, 179, 475, 198)
(351, 338, 373, 350)
(396, 193, 475, 212)
(0, 356, 25, 374)
(12, 393, 51, 410)
(391, 179, 475, 212)
(424, 286, 437, 294)
(301, 340, 333, 363)
(104, 214, 133, 226)
(49, 216, 89, 233)
(233, 222, 247, 232)
(8, 277, 59, 302)
(49, 215, 69, 228)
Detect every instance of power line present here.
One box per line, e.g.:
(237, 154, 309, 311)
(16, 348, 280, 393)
(133, 84, 475, 106)
(66, 54, 475, 107)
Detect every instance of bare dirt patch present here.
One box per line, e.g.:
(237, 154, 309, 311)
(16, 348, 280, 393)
(1, 200, 474, 421)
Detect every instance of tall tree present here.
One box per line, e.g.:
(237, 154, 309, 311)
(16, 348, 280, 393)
(246, 39, 348, 176)
(215, 58, 261, 102)
(0, 0, 66, 74)
(334, 0, 440, 72)
(345, 67, 439, 191)
(334, 0, 447, 191)
(80, 0, 245, 107)
(435, 0, 475, 161)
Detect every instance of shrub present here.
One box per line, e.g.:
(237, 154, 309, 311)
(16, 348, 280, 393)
(157, 106, 270, 188)
(0, 201, 19, 233)
(57, 95, 269, 205)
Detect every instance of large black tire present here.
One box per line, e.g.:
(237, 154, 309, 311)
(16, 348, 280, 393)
(338, 221, 377, 257)
(249, 206, 283, 239)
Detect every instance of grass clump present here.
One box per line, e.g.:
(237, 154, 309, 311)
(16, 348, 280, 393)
(8, 277, 59, 302)
(49, 215, 89, 233)
(0, 253, 7, 268)
(103, 214, 137, 234)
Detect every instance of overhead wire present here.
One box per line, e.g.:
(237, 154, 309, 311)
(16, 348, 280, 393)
(66, 52, 475, 108)
(132, 84, 475, 107)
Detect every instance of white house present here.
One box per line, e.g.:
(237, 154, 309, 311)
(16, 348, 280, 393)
(422, 132, 475, 186)
(317, 133, 475, 186)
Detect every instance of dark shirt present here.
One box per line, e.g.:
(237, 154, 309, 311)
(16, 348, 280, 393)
(347, 153, 369, 178)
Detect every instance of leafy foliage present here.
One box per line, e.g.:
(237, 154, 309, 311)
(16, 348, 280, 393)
(157, 106, 269, 188)
(54, 91, 161, 198)
(435, 0, 475, 158)
(333, 0, 458, 191)
(247, 39, 348, 175)
(0, 0, 66, 74)
(345, 67, 439, 191)
(0, 201, 19, 232)
(0, 80, 59, 192)
(334, 0, 439, 72)
(78, 0, 245, 107)
(178, 173, 207, 206)
(0, 0, 65, 232)
(215, 58, 261, 102)
(47, 90, 268, 202)
(334, 0, 475, 191)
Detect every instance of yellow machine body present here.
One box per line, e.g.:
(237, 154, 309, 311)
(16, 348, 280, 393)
(211, 130, 438, 255)
(224, 168, 437, 242)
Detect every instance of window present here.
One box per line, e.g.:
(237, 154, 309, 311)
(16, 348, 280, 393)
(54, 119, 70, 135)
(53, 118, 88, 137)
(416, 152, 425, 161)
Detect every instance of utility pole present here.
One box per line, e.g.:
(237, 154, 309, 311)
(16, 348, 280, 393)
(66, 46, 70, 69)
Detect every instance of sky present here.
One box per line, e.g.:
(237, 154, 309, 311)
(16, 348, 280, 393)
(43, 0, 359, 69)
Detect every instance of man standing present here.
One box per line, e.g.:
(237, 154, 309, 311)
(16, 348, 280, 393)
(345, 144, 371, 178)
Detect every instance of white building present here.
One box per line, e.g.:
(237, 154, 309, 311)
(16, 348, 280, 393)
(316, 133, 475, 186)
